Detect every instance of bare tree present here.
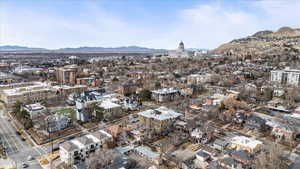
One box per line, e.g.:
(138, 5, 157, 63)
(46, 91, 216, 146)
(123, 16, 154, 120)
(86, 149, 117, 169)
(254, 143, 288, 169)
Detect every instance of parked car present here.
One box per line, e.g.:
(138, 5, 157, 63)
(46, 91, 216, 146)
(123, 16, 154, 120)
(22, 163, 28, 168)
(27, 156, 34, 161)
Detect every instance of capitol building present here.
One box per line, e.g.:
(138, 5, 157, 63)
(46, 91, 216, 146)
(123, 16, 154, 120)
(168, 41, 194, 58)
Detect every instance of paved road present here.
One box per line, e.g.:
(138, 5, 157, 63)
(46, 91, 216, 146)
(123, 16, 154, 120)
(0, 110, 46, 169)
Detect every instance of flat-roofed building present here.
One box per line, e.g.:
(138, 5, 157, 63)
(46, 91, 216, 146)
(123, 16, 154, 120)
(138, 106, 182, 134)
(0, 82, 87, 111)
(1, 82, 56, 110)
(56, 65, 78, 85)
(23, 103, 47, 119)
(231, 136, 263, 153)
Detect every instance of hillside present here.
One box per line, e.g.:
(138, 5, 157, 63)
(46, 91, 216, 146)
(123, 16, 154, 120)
(212, 27, 300, 61)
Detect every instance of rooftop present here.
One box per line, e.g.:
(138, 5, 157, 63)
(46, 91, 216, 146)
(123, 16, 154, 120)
(135, 146, 160, 159)
(24, 103, 46, 112)
(231, 136, 263, 149)
(152, 88, 179, 94)
(99, 100, 121, 109)
(138, 106, 182, 121)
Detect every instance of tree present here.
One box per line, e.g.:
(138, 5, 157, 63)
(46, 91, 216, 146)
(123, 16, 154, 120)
(262, 87, 273, 101)
(155, 81, 161, 89)
(89, 102, 105, 121)
(139, 89, 152, 101)
(86, 149, 117, 169)
(254, 143, 288, 169)
(12, 101, 22, 116)
(223, 97, 247, 111)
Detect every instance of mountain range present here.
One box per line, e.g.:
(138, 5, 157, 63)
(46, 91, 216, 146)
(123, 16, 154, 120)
(0, 45, 166, 52)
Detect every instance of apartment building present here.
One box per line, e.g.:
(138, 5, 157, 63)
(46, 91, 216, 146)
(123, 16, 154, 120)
(59, 130, 113, 165)
(119, 81, 142, 96)
(151, 88, 180, 102)
(56, 65, 78, 85)
(1, 82, 56, 110)
(0, 82, 87, 111)
(138, 106, 182, 134)
(270, 68, 300, 86)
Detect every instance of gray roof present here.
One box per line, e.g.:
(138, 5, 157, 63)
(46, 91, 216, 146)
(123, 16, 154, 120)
(91, 130, 112, 140)
(77, 136, 94, 145)
(135, 146, 160, 159)
(197, 150, 210, 158)
(231, 150, 252, 161)
(213, 139, 228, 147)
(60, 142, 78, 151)
(138, 106, 182, 121)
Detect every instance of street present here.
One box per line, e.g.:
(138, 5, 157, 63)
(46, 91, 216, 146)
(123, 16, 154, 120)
(0, 110, 47, 169)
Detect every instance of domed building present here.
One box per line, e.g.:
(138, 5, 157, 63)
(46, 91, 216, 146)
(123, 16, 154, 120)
(168, 41, 194, 58)
(178, 41, 185, 52)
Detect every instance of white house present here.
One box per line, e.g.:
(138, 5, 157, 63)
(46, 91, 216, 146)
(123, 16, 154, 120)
(23, 103, 47, 119)
(59, 130, 113, 165)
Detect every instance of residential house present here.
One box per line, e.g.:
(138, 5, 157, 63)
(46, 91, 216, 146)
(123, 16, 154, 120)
(271, 124, 295, 141)
(212, 139, 228, 151)
(74, 89, 107, 122)
(128, 72, 154, 80)
(59, 130, 113, 165)
(138, 107, 182, 135)
(196, 150, 210, 162)
(23, 103, 47, 119)
(231, 150, 253, 165)
(119, 81, 142, 96)
(46, 114, 72, 133)
(245, 116, 267, 131)
(123, 97, 141, 111)
(151, 88, 180, 102)
(133, 146, 161, 165)
(98, 100, 123, 120)
(231, 136, 263, 153)
(219, 157, 243, 169)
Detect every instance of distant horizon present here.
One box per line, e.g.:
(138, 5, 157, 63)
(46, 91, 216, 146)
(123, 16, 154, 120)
(0, 44, 210, 51)
(1, 0, 300, 49)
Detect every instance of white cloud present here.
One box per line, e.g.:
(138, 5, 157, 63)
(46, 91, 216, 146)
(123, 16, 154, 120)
(1, 0, 300, 49)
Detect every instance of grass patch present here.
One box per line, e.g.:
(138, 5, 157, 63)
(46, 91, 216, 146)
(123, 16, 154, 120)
(56, 108, 76, 120)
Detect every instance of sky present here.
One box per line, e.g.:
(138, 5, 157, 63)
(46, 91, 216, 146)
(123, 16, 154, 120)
(0, 0, 300, 49)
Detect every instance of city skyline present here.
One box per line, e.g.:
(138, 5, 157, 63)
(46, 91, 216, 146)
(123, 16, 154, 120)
(1, 0, 300, 49)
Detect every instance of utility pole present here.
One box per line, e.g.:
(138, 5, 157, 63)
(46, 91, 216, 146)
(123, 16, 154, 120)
(47, 118, 53, 169)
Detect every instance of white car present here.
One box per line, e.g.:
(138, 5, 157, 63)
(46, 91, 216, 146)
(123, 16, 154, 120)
(27, 156, 34, 161)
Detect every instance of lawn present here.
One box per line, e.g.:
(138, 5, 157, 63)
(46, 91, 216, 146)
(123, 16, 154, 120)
(56, 108, 76, 120)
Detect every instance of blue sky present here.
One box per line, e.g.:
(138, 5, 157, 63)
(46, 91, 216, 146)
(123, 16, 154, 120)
(1, 0, 299, 49)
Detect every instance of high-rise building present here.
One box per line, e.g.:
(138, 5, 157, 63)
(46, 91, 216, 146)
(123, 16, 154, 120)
(56, 65, 78, 85)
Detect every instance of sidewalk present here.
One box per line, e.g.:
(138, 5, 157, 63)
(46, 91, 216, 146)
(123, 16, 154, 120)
(0, 158, 16, 169)
(7, 112, 37, 147)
